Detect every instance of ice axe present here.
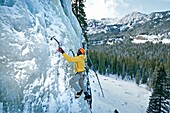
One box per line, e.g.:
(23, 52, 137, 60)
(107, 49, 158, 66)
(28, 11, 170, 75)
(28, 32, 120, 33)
(69, 49, 75, 57)
(50, 36, 61, 47)
(50, 36, 74, 55)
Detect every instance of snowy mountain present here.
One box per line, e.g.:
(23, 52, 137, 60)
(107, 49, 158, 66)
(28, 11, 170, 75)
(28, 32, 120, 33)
(117, 11, 147, 25)
(87, 10, 170, 35)
(87, 18, 119, 34)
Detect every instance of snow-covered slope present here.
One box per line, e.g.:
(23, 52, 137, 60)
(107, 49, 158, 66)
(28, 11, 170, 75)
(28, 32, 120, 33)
(87, 18, 119, 34)
(87, 10, 170, 35)
(89, 71, 151, 113)
(0, 0, 87, 112)
(117, 11, 147, 25)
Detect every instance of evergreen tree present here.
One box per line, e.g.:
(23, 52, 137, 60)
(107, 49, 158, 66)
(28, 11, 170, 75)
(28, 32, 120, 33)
(147, 65, 170, 113)
(89, 50, 98, 71)
(147, 68, 154, 90)
(122, 63, 126, 79)
(141, 65, 148, 84)
(116, 59, 121, 77)
(165, 58, 170, 76)
(112, 55, 117, 75)
(152, 65, 159, 87)
(98, 52, 105, 75)
(72, 0, 88, 42)
(136, 70, 140, 85)
(110, 55, 115, 74)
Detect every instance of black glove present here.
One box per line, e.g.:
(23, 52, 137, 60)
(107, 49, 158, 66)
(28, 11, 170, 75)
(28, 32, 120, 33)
(58, 47, 65, 54)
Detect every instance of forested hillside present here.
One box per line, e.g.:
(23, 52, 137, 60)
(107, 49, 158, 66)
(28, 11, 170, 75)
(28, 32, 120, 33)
(87, 10, 170, 90)
(88, 41, 170, 89)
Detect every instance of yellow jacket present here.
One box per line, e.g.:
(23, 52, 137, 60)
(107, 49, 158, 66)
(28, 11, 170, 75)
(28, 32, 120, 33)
(62, 53, 86, 72)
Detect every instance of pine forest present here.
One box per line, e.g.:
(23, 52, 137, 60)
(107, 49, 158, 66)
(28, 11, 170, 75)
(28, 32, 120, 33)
(88, 41, 170, 89)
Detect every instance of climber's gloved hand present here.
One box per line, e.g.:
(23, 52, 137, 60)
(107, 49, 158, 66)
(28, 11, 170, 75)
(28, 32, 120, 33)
(58, 47, 65, 54)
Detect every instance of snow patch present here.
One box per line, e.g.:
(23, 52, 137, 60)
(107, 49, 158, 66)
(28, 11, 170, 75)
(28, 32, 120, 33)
(132, 35, 170, 44)
(22, 46, 30, 56)
(162, 38, 170, 44)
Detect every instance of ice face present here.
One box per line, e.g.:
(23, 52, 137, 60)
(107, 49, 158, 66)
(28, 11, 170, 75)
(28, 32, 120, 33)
(0, 0, 84, 112)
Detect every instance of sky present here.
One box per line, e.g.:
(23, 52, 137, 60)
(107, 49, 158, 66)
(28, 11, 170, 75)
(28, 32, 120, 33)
(84, 0, 170, 20)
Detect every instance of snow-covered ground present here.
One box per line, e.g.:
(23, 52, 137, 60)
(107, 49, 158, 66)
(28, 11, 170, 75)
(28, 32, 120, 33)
(89, 71, 151, 113)
(132, 35, 170, 44)
(132, 38, 170, 44)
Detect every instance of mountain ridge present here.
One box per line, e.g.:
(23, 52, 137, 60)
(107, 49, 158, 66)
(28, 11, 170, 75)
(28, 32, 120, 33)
(87, 10, 170, 36)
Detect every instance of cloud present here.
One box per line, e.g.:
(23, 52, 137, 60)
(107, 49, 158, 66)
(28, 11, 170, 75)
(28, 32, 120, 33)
(84, 0, 108, 19)
(85, 0, 129, 19)
(85, 0, 170, 19)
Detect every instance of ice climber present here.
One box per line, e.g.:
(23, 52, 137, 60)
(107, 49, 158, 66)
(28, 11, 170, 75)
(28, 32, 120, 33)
(58, 47, 91, 100)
